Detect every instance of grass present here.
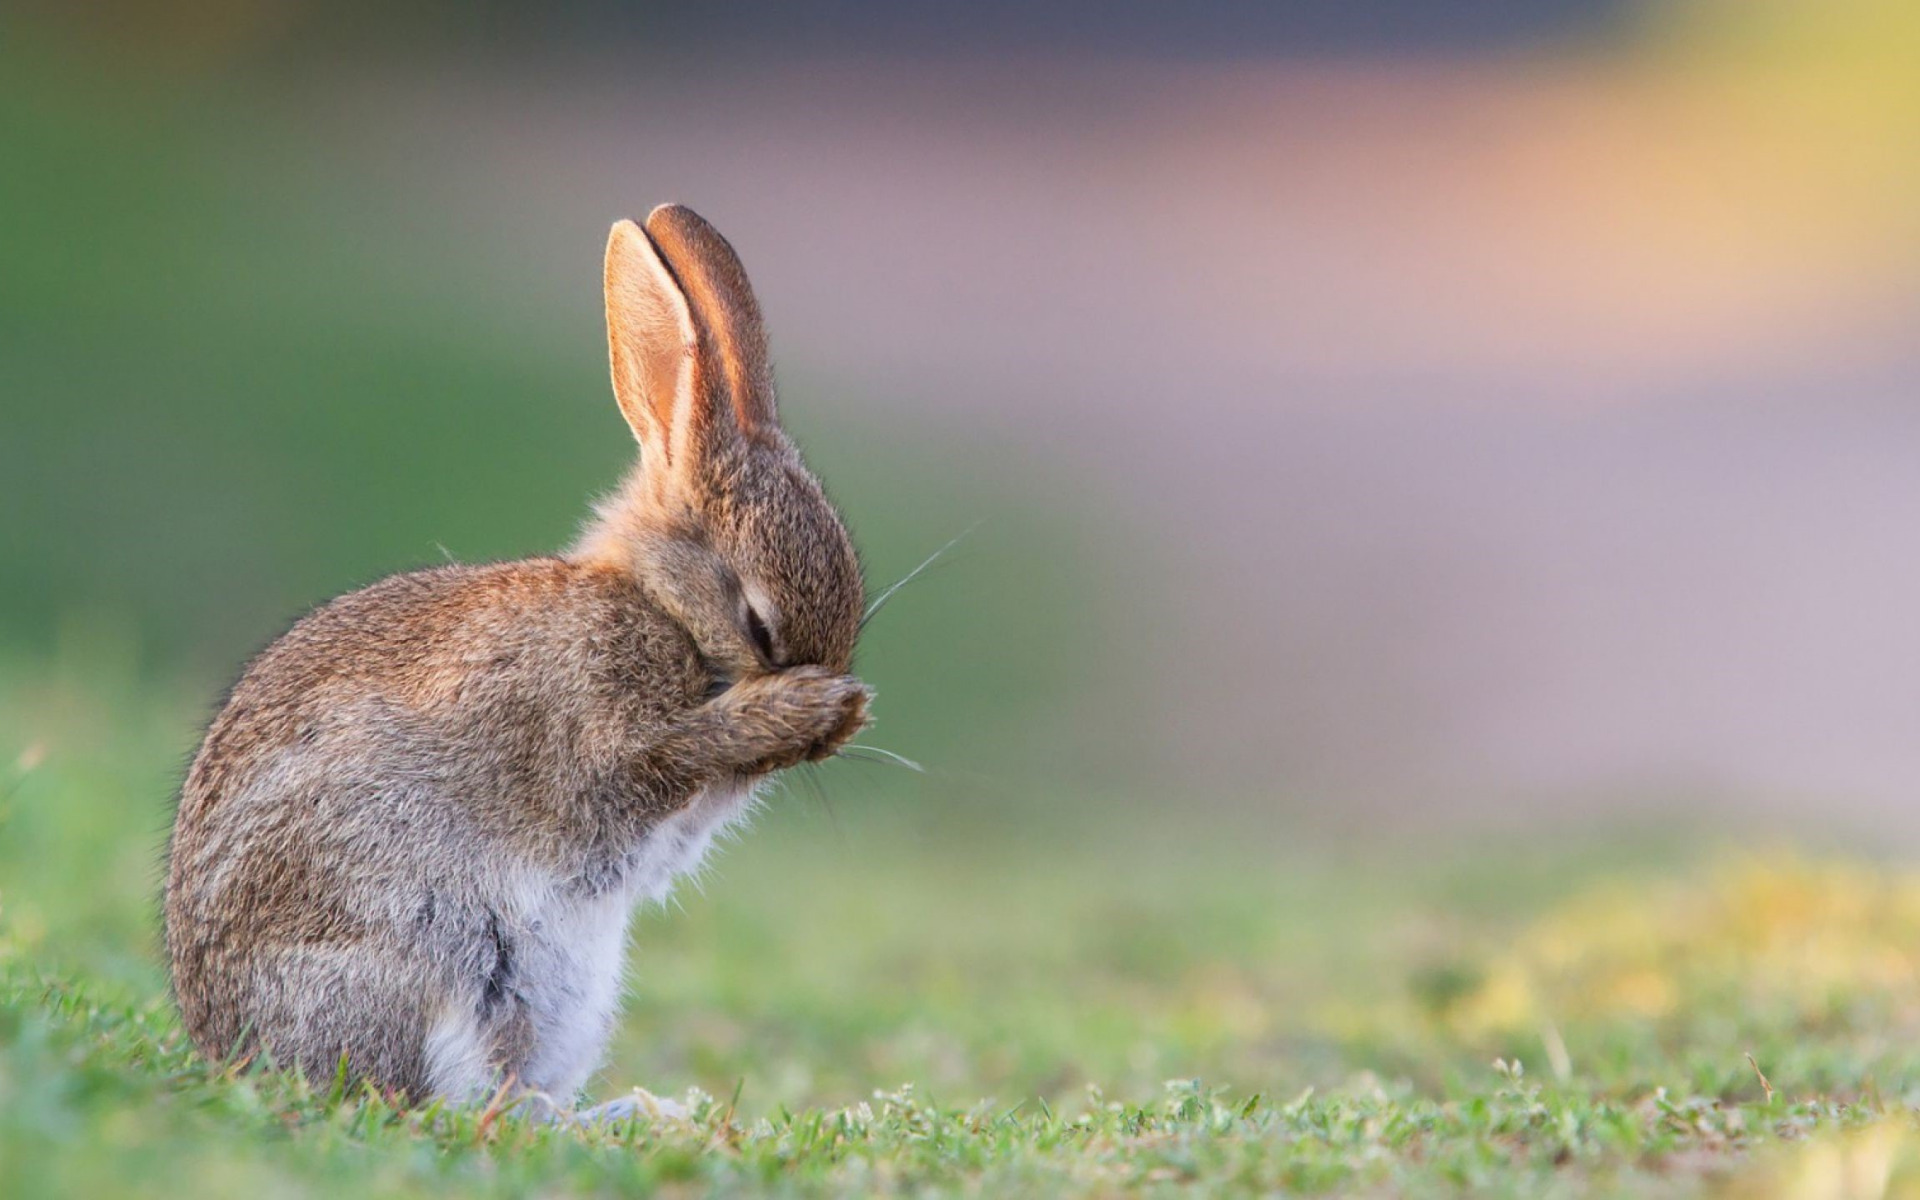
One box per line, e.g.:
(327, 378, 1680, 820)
(3, 992, 1893, 1200)
(7, 661, 1920, 1197)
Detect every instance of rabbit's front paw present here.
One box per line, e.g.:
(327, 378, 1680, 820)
(723, 666, 871, 773)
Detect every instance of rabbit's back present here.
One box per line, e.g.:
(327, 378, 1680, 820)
(164, 557, 710, 1094)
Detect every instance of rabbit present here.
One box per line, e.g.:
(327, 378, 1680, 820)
(163, 204, 871, 1112)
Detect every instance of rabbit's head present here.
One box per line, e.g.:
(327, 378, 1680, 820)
(581, 205, 863, 681)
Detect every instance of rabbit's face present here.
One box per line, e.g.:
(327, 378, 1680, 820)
(630, 440, 860, 683)
(593, 205, 863, 684)
(717, 446, 862, 674)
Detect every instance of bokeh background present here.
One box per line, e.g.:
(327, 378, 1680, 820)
(6, 0, 1920, 1120)
(7, 0, 1919, 829)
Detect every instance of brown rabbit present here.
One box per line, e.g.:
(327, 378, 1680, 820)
(164, 205, 870, 1113)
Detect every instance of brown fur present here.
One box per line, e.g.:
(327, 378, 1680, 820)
(165, 205, 868, 1104)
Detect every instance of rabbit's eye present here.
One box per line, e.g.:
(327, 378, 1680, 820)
(744, 604, 777, 665)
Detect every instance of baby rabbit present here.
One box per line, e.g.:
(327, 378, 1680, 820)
(165, 204, 870, 1110)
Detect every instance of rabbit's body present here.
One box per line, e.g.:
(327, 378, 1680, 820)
(169, 561, 749, 1100)
(166, 206, 872, 1107)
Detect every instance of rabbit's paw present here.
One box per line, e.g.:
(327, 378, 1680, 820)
(723, 667, 871, 773)
(574, 1087, 689, 1128)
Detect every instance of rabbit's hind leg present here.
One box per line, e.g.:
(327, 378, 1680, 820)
(245, 942, 444, 1101)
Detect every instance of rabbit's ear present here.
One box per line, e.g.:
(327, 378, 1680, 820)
(643, 204, 778, 440)
(604, 218, 697, 464)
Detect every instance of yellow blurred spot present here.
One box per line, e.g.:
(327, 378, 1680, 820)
(1438, 852, 1920, 1038)
(1724, 1121, 1916, 1200)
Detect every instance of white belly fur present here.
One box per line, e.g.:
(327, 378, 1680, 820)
(423, 780, 762, 1102)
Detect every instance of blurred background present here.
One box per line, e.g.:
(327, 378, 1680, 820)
(4, 0, 1919, 832)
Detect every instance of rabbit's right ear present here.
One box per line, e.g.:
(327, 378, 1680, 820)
(604, 219, 696, 466)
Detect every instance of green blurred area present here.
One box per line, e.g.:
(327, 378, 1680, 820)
(0, 37, 1131, 802)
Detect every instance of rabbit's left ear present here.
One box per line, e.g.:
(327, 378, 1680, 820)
(644, 204, 778, 440)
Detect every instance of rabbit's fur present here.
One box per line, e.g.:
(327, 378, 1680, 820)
(164, 205, 869, 1106)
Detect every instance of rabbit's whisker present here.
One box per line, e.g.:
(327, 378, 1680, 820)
(836, 745, 924, 773)
(790, 760, 832, 812)
(861, 523, 980, 628)
(794, 761, 844, 838)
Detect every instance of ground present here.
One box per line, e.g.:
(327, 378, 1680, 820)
(6, 663, 1920, 1198)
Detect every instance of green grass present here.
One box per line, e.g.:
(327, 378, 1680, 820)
(7, 661, 1920, 1197)
(3, 987, 1892, 1199)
